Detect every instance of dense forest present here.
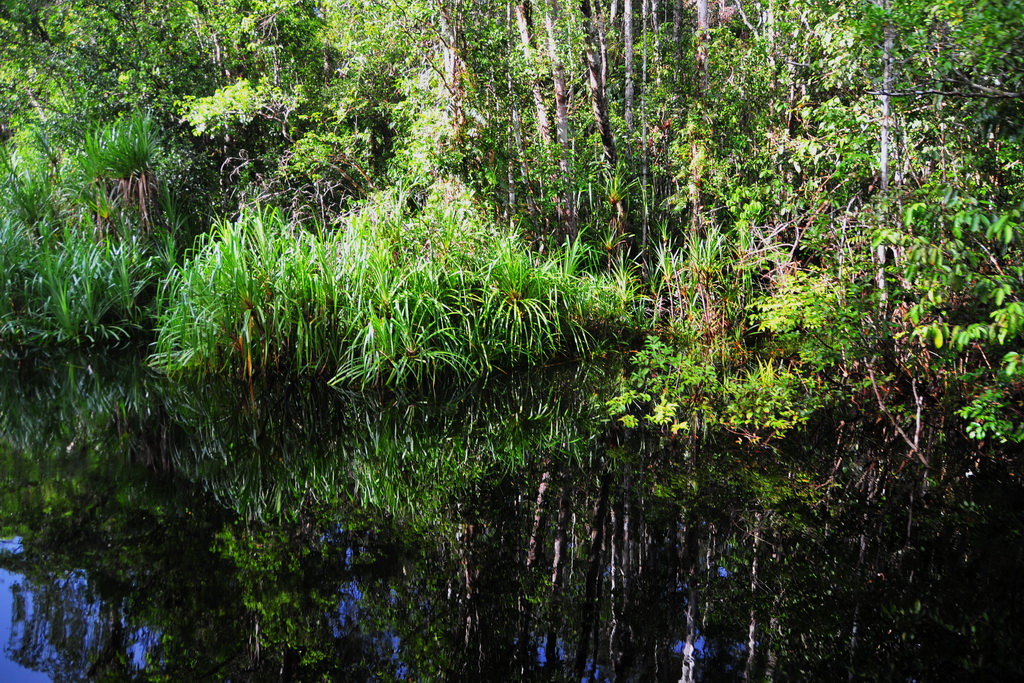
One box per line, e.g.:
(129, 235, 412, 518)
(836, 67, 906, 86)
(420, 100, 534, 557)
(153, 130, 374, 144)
(2, 2, 1024, 679)
(1, 0, 1022, 453)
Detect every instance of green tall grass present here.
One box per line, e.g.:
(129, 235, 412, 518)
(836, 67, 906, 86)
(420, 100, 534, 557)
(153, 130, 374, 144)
(0, 223, 158, 343)
(0, 116, 175, 345)
(0, 147, 56, 229)
(647, 223, 754, 347)
(153, 182, 631, 385)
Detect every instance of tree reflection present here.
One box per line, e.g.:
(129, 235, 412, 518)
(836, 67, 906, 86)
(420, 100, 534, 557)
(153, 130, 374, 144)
(0, 350, 1020, 680)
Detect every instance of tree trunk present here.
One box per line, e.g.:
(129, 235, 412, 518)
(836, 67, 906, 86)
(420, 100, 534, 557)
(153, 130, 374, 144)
(879, 14, 893, 192)
(624, 0, 635, 130)
(690, 0, 710, 231)
(673, 0, 684, 69)
(696, 0, 709, 94)
(875, 0, 894, 301)
(679, 521, 699, 683)
(581, 0, 618, 168)
(515, 2, 552, 146)
(574, 473, 610, 677)
(438, 4, 465, 134)
(543, 0, 578, 236)
(743, 513, 763, 681)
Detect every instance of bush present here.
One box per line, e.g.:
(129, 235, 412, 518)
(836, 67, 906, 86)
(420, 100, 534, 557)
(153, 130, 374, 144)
(153, 181, 632, 385)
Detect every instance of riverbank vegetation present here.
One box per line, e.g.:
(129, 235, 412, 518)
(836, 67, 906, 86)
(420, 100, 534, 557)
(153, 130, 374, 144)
(1, 0, 1022, 452)
(153, 184, 632, 385)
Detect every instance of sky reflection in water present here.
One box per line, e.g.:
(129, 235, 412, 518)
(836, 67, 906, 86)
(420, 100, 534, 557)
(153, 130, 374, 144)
(0, 350, 1021, 680)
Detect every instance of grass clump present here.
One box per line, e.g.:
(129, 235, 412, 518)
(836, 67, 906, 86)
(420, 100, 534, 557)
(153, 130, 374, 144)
(153, 181, 631, 385)
(79, 112, 162, 236)
(0, 219, 165, 344)
(0, 116, 176, 345)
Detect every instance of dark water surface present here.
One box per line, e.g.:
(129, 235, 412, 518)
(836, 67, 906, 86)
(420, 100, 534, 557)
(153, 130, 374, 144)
(0, 350, 1021, 681)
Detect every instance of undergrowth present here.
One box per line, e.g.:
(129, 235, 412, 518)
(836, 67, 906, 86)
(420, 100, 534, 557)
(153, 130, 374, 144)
(152, 182, 635, 386)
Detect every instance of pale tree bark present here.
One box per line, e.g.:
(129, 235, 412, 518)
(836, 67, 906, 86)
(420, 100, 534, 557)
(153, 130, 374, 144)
(438, 3, 466, 134)
(643, 0, 651, 229)
(516, 466, 551, 664)
(625, 0, 635, 130)
(526, 468, 551, 567)
(581, 0, 618, 168)
(696, 0, 709, 93)
(879, 14, 894, 192)
(874, 0, 894, 300)
(673, 0, 684, 67)
(509, 96, 543, 221)
(679, 521, 699, 683)
(574, 473, 610, 678)
(743, 513, 763, 681)
(543, 0, 578, 235)
(514, 2, 552, 146)
(543, 482, 571, 660)
(651, 0, 661, 82)
(691, 0, 710, 231)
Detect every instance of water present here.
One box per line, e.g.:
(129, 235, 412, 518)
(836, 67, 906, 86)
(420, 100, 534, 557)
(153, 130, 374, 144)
(0, 349, 1021, 681)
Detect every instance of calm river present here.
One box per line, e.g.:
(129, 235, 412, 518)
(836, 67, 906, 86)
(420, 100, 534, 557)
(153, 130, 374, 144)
(0, 350, 1021, 681)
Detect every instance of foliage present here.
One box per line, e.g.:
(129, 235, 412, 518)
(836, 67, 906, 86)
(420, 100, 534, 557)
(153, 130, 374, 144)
(79, 112, 163, 234)
(0, 0, 1021, 447)
(0, 126, 175, 345)
(153, 181, 631, 386)
(607, 336, 825, 443)
(180, 78, 302, 138)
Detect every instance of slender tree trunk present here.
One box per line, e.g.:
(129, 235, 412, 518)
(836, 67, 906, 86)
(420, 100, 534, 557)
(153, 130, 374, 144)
(743, 513, 763, 681)
(765, 616, 779, 680)
(642, 0, 651, 243)
(551, 483, 571, 589)
(581, 0, 618, 168)
(690, 0, 710, 231)
(515, 2, 552, 146)
(696, 0, 709, 94)
(679, 521, 699, 683)
(517, 466, 551, 667)
(527, 468, 551, 566)
(673, 0, 684, 70)
(614, 478, 636, 675)
(574, 473, 610, 677)
(875, 0, 894, 300)
(879, 16, 893, 192)
(508, 70, 543, 226)
(625, 0, 635, 131)
(543, 0, 578, 236)
(544, 482, 572, 664)
(438, 4, 465, 134)
(651, 0, 660, 82)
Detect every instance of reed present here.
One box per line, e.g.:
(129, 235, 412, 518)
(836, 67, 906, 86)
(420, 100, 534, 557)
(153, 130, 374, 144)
(153, 182, 631, 385)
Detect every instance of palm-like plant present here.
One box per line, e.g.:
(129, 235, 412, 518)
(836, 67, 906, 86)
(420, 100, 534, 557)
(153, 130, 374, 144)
(154, 183, 633, 387)
(80, 112, 161, 236)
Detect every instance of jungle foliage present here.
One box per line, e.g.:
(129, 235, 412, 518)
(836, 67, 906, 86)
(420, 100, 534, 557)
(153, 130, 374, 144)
(0, 0, 1022, 450)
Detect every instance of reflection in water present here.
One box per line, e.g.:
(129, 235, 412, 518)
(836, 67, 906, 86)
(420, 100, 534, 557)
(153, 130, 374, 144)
(0, 349, 1021, 680)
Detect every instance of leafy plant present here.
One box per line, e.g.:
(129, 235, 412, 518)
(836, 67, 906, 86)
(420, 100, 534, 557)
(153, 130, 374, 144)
(79, 112, 162, 234)
(153, 182, 634, 386)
